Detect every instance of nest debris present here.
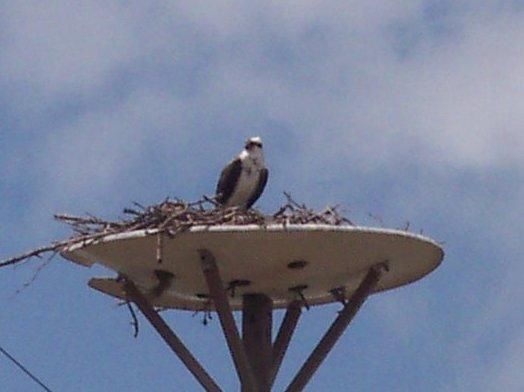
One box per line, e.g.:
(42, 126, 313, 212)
(0, 193, 353, 268)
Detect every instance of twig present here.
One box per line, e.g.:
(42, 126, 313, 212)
(126, 301, 139, 338)
(13, 255, 55, 296)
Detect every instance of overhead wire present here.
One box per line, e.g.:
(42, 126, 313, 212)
(0, 344, 54, 392)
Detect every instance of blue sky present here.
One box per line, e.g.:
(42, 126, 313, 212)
(1, 1, 523, 391)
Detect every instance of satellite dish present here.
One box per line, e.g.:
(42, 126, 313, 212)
(61, 224, 443, 310)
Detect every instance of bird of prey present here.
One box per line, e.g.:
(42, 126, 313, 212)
(215, 136, 268, 209)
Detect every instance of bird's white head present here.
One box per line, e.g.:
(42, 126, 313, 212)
(244, 136, 263, 150)
(242, 136, 264, 165)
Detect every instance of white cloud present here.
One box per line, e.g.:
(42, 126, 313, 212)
(33, 89, 194, 204)
(2, 1, 522, 171)
(0, 2, 137, 95)
(168, 1, 524, 170)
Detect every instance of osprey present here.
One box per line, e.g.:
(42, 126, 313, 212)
(215, 137, 268, 209)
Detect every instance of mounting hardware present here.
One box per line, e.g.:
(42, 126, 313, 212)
(287, 260, 308, 270)
(329, 286, 347, 306)
(227, 279, 251, 298)
(288, 284, 310, 310)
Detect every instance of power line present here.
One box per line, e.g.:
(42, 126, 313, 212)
(0, 344, 53, 392)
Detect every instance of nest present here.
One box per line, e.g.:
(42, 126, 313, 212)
(1, 193, 353, 268)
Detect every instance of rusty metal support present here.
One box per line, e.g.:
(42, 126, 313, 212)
(269, 301, 302, 388)
(242, 294, 273, 392)
(285, 263, 388, 392)
(123, 279, 221, 392)
(198, 249, 258, 392)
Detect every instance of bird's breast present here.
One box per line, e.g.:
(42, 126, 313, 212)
(224, 167, 262, 207)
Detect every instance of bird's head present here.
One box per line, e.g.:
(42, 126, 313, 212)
(244, 136, 263, 151)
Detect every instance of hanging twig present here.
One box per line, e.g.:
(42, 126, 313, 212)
(13, 255, 55, 296)
(126, 301, 140, 338)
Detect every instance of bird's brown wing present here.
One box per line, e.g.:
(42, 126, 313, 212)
(215, 158, 242, 205)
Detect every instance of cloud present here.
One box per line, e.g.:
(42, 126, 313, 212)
(166, 1, 524, 171)
(0, 2, 136, 95)
(2, 1, 522, 177)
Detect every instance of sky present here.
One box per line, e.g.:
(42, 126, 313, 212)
(1, 1, 523, 391)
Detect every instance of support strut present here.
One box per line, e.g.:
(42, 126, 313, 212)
(123, 279, 221, 392)
(121, 246, 389, 392)
(285, 263, 388, 392)
(242, 294, 273, 392)
(198, 249, 258, 392)
(269, 301, 302, 388)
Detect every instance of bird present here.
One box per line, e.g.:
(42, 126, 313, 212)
(215, 136, 269, 209)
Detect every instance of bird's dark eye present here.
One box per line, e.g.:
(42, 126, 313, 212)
(245, 140, 262, 149)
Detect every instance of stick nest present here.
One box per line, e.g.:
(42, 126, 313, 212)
(1, 193, 353, 268)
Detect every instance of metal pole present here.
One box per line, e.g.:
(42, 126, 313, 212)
(198, 249, 258, 392)
(242, 294, 273, 392)
(269, 301, 302, 388)
(285, 264, 388, 392)
(123, 279, 221, 392)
